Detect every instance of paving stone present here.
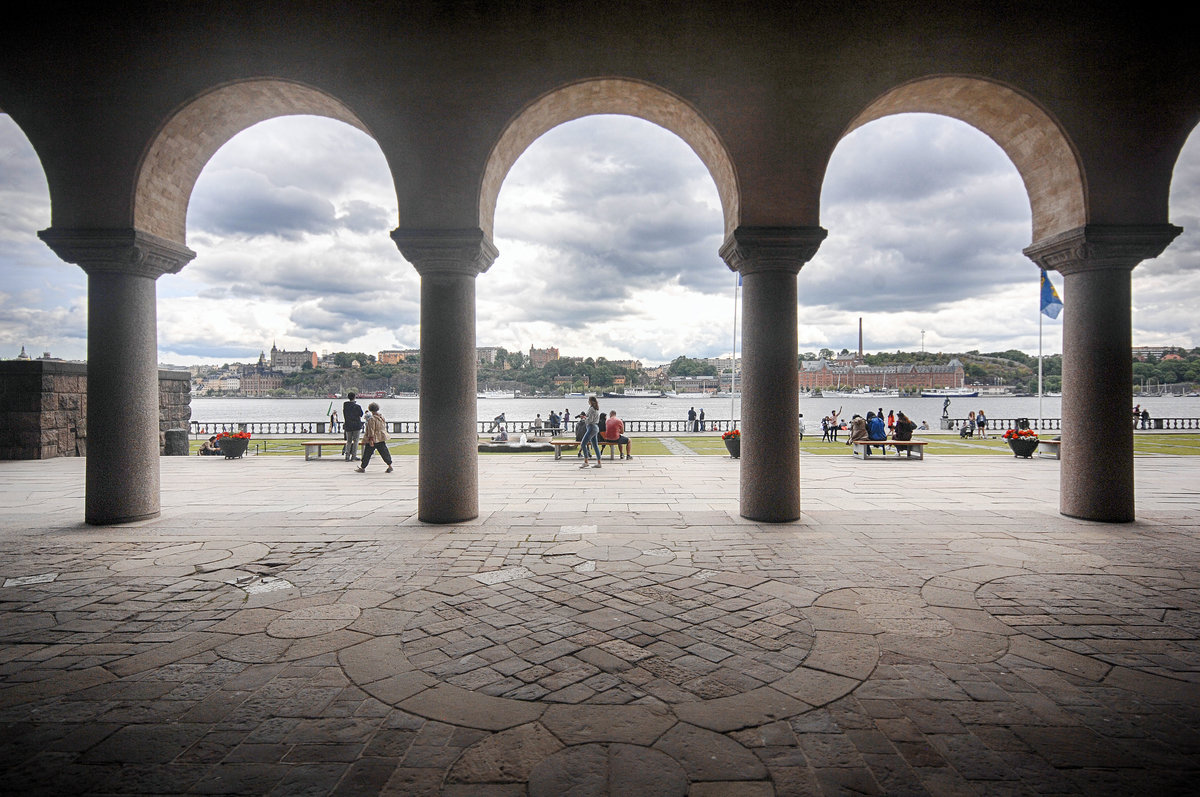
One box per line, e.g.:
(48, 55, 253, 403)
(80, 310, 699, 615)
(654, 722, 768, 780)
(527, 743, 688, 797)
(446, 722, 564, 783)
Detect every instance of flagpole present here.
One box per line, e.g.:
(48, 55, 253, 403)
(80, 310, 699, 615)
(1038, 298, 1043, 431)
(731, 272, 739, 430)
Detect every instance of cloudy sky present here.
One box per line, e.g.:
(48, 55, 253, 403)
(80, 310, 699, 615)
(1, 111, 1197, 366)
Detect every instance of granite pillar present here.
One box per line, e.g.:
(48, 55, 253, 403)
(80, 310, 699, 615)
(392, 228, 497, 523)
(1024, 224, 1180, 522)
(38, 228, 195, 525)
(721, 226, 827, 522)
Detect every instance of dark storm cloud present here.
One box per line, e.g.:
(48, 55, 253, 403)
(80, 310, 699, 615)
(187, 168, 339, 240)
(337, 200, 392, 234)
(494, 116, 728, 299)
(804, 114, 1035, 311)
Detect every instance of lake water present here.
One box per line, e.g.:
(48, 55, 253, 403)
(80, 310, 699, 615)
(189, 395, 1200, 425)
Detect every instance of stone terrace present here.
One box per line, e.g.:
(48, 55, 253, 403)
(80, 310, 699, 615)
(1, 454, 1199, 795)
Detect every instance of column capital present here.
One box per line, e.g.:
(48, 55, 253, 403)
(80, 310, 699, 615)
(719, 226, 828, 276)
(391, 228, 498, 278)
(37, 228, 196, 279)
(1023, 224, 1182, 276)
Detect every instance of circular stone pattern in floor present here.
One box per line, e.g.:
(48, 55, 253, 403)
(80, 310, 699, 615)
(403, 569, 815, 705)
(977, 572, 1200, 681)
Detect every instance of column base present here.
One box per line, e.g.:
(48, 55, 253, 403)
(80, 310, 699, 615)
(86, 509, 161, 526)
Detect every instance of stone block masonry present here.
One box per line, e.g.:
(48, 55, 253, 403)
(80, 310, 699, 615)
(0, 360, 190, 459)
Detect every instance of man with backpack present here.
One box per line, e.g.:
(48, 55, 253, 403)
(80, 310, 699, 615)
(342, 392, 365, 461)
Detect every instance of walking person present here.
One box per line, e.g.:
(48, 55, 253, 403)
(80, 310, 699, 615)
(342, 392, 364, 461)
(355, 402, 393, 473)
(580, 396, 602, 468)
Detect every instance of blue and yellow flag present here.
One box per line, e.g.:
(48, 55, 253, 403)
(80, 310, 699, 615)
(1040, 269, 1063, 319)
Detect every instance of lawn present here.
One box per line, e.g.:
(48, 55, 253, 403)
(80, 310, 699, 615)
(188, 433, 1200, 457)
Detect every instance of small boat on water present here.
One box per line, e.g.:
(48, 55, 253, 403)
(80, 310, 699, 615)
(921, 388, 980, 398)
(603, 389, 666, 398)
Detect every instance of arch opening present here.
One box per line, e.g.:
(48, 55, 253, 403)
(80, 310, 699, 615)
(808, 112, 1059, 376)
(161, 114, 410, 374)
(134, 79, 377, 246)
(485, 114, 733, 377)
(0, 114, 87, 360)
(1133, 123, 1200, 356)
(480, 79, 739, 241)
(843, 76, 1086, 243)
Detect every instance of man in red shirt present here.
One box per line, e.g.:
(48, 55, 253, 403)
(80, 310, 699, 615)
(606, 411, 632, 460)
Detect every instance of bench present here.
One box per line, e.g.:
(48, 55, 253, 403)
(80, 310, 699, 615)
(1038, 439, 1061, 460)
(550, 438, 627, 460)
(852, 440, 928, 460)
(302, 440, 346, 461)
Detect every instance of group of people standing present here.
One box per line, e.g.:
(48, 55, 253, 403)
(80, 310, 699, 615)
(341, 392, 393, 473)
(686, 407, 706, 431)
(963, 410, 989, 438)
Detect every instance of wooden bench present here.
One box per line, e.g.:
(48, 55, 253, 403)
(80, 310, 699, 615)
(302, 440, 346, 461)
(550, 438, 627, 460)
(1038, 439, 1061, 460)
(852, 440, 928, 460)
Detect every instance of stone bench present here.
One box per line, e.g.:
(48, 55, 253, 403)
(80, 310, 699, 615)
(852, 440, 928, 460)
(302, 441, 345, 461)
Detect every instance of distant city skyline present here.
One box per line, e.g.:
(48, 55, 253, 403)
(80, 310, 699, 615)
(2, 112, 1197, 366)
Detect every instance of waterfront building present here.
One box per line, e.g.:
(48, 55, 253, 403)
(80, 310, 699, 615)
(528, 346, 559, 368)
(380, 348, 420, 364)
(267, 342, 317, 373)
(797, 359, 966, 392)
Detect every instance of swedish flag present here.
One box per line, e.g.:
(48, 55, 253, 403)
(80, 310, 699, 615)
(1040, 269, 1063, 319)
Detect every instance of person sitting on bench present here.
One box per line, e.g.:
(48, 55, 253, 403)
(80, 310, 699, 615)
(605, 410, 633, 459)
(846, 414, 868, 446)
(867, 411, 887, 442)
(893, 411, 917, 451)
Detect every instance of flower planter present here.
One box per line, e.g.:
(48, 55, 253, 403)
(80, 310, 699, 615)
(723, 436, 740, 458)
(220, 437, 250, 459)
(1007, 438, 1039, 458)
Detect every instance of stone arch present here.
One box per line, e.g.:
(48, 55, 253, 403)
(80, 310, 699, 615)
(479, 78, 739, 240)
(841, 75, 1086, 242)
(133, 79, 375, 245)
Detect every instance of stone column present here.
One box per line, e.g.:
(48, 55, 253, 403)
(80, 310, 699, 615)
(720, 226, 827, 522)
(1024, 224, 1180, 522)
(392, 229, 498, 523)
(37, 228, 195, 525)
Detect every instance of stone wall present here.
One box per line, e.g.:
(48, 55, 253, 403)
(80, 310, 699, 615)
(0, 361, 191, 459)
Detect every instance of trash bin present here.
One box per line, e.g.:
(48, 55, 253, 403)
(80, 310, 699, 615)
(163, 429, 189, 456)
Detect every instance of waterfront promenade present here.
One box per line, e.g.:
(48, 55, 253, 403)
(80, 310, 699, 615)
(2, 454, 1199, 795)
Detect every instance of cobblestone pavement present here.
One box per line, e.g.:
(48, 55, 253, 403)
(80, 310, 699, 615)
(2, 455, 1199, 795)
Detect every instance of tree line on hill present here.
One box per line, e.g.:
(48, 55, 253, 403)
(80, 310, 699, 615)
(203, 345, 1198, 397)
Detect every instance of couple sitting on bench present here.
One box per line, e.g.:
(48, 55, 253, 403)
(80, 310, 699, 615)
(575, 410, 633, 459)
